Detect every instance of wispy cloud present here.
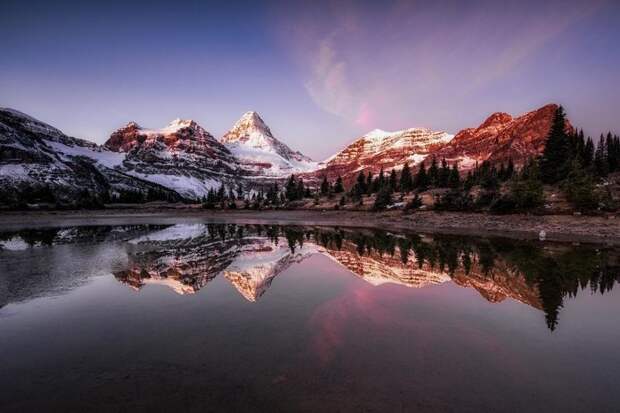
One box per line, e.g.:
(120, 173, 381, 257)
(304, 39, 356, 119)
(274, 0, 608, 133)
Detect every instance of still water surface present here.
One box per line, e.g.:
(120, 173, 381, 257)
(1, 223, 619, 412)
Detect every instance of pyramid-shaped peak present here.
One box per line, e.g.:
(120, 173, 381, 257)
(222, 111, 275, 145)
(234, 111, 270, 130)
(241, 111, 262, 120)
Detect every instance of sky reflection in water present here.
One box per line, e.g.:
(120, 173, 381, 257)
(0, 223, 619, 412)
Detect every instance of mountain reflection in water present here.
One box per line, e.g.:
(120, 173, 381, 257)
(3, 223, 617, 331)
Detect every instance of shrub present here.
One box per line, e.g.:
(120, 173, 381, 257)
(562, 160, 599, 212)
(373, 187, 393, 211)
(435, 190, 474, 211)
(489, 195, 517, 214)
(404, 194, 422, 212)
(510, 176, 544, 210)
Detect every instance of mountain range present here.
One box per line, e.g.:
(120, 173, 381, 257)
(111, 224, 543, 310)
(0, 104, 565, 206)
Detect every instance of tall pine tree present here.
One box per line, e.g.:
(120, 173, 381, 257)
(414, 161, 429, 190)
(366, 172, 373, 194)
(389, 169, 398, 192)
(594, 135, 609, 177)
(540, 106, 570, 183)
(320, 176, 330, 195)
(400, 162, 413, 192)
(334, 176, 344, 193)
(428, 157, 439, 187)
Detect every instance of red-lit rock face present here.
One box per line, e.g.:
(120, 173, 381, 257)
(104, 119, 232, 160)
(105, 122, 144, 152)
(428, 104, 573, 170)
(305, 103, 571, 186)
(307, 128, 453, 185)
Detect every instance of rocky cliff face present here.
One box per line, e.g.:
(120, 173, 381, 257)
(104, 119, 242, 199)
(308, 128, 453, 184)
(221, 111, 317, 177)
(427, 104, 572, 170)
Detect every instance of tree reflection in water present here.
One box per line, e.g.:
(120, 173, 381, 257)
(2, 223, 619, 330)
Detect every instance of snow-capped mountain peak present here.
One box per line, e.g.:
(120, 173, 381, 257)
(163, 118, 200, 133)
(312, 127, 454, 184)
(364, 128, 398, 141)
(221, 111, 276, 148)
(220, 111, 317, 176)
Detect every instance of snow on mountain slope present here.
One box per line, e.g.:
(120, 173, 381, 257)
(105, 119, 241, 198)
(0, 108, 180, 207)
(308, 127, 453, 184)
(45, 139, 125, 169)
(224, 238, 320, 301)
(221, 111, 317, 177)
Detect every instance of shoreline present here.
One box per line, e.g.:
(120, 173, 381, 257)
(1, 209, 619, 245)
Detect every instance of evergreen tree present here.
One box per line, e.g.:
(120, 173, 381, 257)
(563, 159, 599, 211)
(334, 176, 344, 193)
(377, 168, 386, 191)
(204, 188, 216, 209)
(594, 135, 609, 177)
(448, 164, 461, 188)
(399, 162, 413, 193)
(366, 172, 373, 194)
(267, 183, 280, 204)
(583, 137, 595, 169)
(320, 176, 330, 195)
(356, 171, 367, 194)
(428, 157, 439, 187)
(540, 105, 570, 183)
(506, 158, 515, 180)
(297, 178, 306, 199)
(414, 161, 429, 190)
(438, 158, 450, 187)
(510, 159, 544, 210)
(480, 162, 499, 191)
(286, 174, 298, 201)
(372, 186, 393, 211)
(217, 185, 226, 202)
(464, 171, 475, 191)
(498, 163, 507, 181)
(389, 169, 398, 192)
(606, 132, 618, 172)
(575, 129, 586, 163)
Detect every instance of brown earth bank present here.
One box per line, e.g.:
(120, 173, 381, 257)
(0, 208, 619, 246)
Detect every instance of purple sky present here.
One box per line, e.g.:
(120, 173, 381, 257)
(1, 0, 619, 160)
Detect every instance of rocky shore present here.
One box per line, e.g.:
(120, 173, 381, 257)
(0, 208, 619, 245)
